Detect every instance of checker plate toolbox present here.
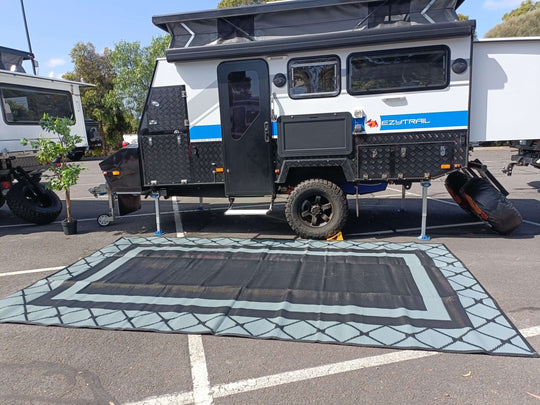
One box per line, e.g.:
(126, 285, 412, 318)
(100, 0, 532, 238)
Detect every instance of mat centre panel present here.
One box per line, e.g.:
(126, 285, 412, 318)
(30, 245, 469, 327)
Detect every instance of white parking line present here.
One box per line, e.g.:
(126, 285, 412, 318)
(172, 197, 185, 238)
(0, 266, 64, 277)
(128, 324, 540, 405)
(188, 335, 213, 405)
(523, 325, 540, 338)
(346, 221, 482, 238)
(211, 349, 438, 399)
(523, 219, 540, 227)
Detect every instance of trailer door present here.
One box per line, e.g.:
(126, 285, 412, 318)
(218, 59, 273, 196)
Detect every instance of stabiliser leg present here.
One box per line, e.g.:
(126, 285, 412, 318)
(151, 192, 164, 236)
(418, 181, 431, 241)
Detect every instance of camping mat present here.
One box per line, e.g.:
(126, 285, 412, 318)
(0, 237, 536, 357)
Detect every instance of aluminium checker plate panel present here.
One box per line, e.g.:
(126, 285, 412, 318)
(356, 130, 468, 181)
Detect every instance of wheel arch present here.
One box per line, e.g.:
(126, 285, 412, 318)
(277, 158, 355, 188)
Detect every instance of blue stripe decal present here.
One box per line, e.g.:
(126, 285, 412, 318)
(190, 125, 222, 141)
(190, 123, 279, 140)
(380, 111, 468, 131)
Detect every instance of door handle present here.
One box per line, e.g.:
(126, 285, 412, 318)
(382, 96, 407, 104)
(264, 121, 270, 143)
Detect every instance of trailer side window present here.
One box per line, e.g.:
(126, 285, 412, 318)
(0, 85, 74, 125)
(347, 46, 449, 95)
(288, 56, 340, 99)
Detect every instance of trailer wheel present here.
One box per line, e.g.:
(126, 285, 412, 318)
(97, 214, 112, 227)
(445, 171, 473, 214)
(6, 182, 62, 225)
(461, 177, 522, 235)
(285, 179, 348, 239)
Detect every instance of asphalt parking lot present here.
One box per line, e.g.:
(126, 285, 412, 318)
(0, 147, 538, 404)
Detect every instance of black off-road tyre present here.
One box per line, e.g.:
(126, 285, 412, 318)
(6, 182, 62, 225)
(285, 179, 348, 239)
(461, 177, 522, 235)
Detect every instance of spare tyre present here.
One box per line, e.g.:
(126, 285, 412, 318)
(460, 177, 522, 235)
(6, 182, 62, 225)
(445, 171, 472, 214)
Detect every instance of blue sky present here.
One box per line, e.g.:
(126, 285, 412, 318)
(0, 0, 525, 78)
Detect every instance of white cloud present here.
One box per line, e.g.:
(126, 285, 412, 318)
(46, 58, 66, 68)
(483, 0, 523, 10)
(47, 71, 68, 79)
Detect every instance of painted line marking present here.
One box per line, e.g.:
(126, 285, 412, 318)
(346, 221, 482, 238)
(523, 219, 540, 227)
(172, 197, 185, 238)
(522, 325, 540, 338)
(212, 349, 437, 399)
(129, 324, 540, 405)
(188, 334, 213, 405)
(125, 391, 193, 405)
(387, 187, 460, 206)
(0, 203, 284, 230)
(394, 221, 482, 233)
(0, 266, 64, 277)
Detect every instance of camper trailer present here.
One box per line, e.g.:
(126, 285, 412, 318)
(100, 0, 530, 238)
(0, 46, 89, 224)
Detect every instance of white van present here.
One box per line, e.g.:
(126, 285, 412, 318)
(0, 46, 89, 224)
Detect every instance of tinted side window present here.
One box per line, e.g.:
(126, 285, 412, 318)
(227, 70, 260, 140)
(348, 46, 449, 95)
(288, 56, 340, 99)
(1, 85, 74, 124)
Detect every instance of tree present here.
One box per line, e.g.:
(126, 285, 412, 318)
(502, 0, 539, 21)
(63, 43, 114, 121)
(63, 42, 132, 151)
(23, 115, 84, 226)
(485, 1, 540, 38)
(217, 0, 278, 8)
(109, 36, 170, 124)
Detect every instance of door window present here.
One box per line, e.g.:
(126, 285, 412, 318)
(227, 70, 260, 140)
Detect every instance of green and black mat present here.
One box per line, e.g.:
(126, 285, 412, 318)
(0, 237, 536, 357)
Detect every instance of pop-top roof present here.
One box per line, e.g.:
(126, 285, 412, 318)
(0, 46, 34, 73)
(153, 0, 472, 62)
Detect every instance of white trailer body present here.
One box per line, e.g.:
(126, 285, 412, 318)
(470, 37, 540, 143)
(156, 34, 472, 145)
